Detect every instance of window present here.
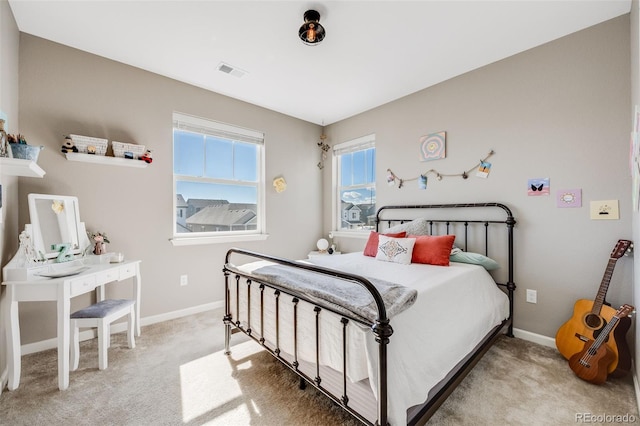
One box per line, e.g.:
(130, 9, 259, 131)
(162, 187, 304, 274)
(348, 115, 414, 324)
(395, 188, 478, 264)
(334, 134, 376, 232)
(173, 112, 265, 240)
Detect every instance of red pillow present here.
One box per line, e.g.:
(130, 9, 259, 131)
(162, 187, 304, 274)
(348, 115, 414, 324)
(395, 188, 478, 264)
(409, 234, 456, 266)
(363, 231, 407, 257)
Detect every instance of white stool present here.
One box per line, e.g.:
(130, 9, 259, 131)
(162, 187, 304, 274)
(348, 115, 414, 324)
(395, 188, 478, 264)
(70, 299, 136, 371)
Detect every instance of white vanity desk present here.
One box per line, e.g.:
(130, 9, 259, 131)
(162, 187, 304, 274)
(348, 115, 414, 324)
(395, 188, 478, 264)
(2, 258, 141, 391)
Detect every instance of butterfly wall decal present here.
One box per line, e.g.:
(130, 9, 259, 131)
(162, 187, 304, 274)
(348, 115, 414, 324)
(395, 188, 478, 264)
(528, 178, 550, 196)
(531, 183, 544, 191)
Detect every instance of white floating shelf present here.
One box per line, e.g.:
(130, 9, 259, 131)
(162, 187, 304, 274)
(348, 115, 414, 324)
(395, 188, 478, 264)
(64, 152, 149, 168)
(0, 157, 46, 178)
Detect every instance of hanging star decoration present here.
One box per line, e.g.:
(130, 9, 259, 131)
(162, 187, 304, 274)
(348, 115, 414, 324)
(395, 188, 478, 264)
(387, 150, 495, 189)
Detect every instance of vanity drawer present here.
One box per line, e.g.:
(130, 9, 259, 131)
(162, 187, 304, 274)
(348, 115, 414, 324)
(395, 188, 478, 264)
(69, 275, 97, 297)
(95, 269, 120, 285)
(119, 264, 137, 280)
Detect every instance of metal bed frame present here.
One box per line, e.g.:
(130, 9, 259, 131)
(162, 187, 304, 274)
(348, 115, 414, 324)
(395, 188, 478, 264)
(223, 203, 516, 425)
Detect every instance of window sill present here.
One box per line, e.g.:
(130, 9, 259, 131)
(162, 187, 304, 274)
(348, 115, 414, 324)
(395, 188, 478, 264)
(330, 230, 370, 240)
(170, 233, 269, 246)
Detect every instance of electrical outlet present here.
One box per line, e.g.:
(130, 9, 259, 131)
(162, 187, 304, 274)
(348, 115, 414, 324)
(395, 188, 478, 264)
(180, 275, 188, 286)
(526, 289, 537, 304)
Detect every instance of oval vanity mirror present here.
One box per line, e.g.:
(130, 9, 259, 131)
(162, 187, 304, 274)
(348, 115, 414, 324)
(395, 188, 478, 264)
(28, 193, 85, 260)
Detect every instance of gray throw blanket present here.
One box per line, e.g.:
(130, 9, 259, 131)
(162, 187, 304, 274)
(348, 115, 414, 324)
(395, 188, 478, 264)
(252, 264, 417, 324)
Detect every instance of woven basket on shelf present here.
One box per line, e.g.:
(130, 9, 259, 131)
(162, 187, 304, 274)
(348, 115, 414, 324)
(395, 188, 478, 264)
(112, 141, 145, 159)
(69, 134, 108, 156)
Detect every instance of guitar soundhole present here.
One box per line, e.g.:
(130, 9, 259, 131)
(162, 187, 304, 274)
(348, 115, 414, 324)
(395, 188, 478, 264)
(584, 314, 604, 329)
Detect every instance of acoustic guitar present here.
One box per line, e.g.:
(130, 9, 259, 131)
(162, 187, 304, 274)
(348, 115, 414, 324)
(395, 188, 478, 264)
(555, 239, 632, 376)
(568, 304, 634, 385)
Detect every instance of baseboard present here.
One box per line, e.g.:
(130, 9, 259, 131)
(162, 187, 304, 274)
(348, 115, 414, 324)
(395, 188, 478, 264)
(634, 364, 640, 416)
(20, 301, 223, 356)
(14, 312, 572, 357)
(21, 308, 544, 355)
(512, 327, 555, 348)
(0, 366, 7, 396)
(139, 300, 223, 327)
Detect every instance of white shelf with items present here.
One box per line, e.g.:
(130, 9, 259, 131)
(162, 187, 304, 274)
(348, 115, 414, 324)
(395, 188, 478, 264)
(64, 153, 148, 168)
(0, 157, 45, 178)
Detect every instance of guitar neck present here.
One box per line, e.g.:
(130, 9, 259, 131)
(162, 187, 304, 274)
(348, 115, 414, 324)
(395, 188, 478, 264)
(592, 316, 619, 349)
(592, 258, 617, 313)
(587, 304, 633, 353)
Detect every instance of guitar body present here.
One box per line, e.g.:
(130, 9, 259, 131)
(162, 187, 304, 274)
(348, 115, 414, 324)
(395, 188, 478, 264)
(555, 239, 633, 376)
(567, 304, 634, 385)
(555, 299, 623, 374)
(568, 340, 615, 385)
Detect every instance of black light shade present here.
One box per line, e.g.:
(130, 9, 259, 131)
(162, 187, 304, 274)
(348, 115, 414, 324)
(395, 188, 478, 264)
(299, 10, 325, 45)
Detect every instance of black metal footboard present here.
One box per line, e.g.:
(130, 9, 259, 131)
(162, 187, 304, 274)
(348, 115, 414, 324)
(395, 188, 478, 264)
(223, 248, 392, 425)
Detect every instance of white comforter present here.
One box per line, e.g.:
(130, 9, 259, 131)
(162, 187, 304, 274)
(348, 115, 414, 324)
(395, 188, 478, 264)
(234, 252, 509, 425)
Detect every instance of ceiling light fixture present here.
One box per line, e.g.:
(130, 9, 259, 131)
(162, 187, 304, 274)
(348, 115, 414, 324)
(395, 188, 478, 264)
(299, 10, 325, 46)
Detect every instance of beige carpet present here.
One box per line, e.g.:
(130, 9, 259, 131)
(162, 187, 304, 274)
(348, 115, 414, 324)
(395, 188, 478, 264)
(0, 309, 637, 425)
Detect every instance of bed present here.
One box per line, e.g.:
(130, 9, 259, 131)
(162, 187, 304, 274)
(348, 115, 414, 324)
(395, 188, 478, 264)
(222, 203, 516, 425)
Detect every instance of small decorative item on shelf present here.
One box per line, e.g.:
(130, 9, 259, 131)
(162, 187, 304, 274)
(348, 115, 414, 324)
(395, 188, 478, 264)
(8, 134, 44, 162)
(88, 231, 110, 255)
(139, 149, 153, 164)
(0, 118, 9, 158)
(61, 135, 78, 153)
(112, 141, 145, 160)
(69, 134, 108, 156)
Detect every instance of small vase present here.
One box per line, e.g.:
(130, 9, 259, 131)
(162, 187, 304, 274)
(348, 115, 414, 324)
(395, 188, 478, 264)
(93, 241, 106, 255)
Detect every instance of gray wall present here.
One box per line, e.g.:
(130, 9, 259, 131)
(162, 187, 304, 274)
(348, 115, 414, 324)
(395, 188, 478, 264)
(15, 34, 323, 344)
(0, 0, 20, 269)
(325, 15, 633, 340)
(0, 0, 20, 374)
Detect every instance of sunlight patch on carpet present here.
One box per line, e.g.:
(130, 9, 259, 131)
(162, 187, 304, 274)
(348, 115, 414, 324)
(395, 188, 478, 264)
(179, 341, 264, 423)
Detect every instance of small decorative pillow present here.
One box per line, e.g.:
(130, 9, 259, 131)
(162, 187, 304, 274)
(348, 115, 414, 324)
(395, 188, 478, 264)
(409, 234, 456, 266)
(363, 231, 407, 257)
(450, 247, 500, 270)
(385, 217, 430, 236)
(376, 235, 416, 265)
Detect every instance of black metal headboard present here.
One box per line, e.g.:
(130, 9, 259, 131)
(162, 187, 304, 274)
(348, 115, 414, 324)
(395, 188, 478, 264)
(375, 202, 516, 334)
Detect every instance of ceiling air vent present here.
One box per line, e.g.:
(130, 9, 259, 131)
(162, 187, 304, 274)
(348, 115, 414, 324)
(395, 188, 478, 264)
(217, 62, 247, 78)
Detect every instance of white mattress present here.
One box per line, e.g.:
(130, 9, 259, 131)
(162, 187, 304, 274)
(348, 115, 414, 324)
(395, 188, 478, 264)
(231, 252, 509, 425)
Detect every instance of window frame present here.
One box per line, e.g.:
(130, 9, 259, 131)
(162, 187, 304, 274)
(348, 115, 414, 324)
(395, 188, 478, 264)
(332, 134, 376, 237)
(171, 112, 267, 246)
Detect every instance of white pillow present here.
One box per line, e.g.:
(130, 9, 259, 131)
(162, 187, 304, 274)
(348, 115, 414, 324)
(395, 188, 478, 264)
(385, 217, 430, 236)
(376, 235, 416, 265)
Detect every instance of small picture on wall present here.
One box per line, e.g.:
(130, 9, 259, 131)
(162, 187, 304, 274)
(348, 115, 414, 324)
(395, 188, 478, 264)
(556, 188, 581, 208)
(419, 131, 446, 162)
(476, 161, 491, 178)
(590, 200, 619, 220)
(418, 175, 427, 190)
(527, 178, 549, 196)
